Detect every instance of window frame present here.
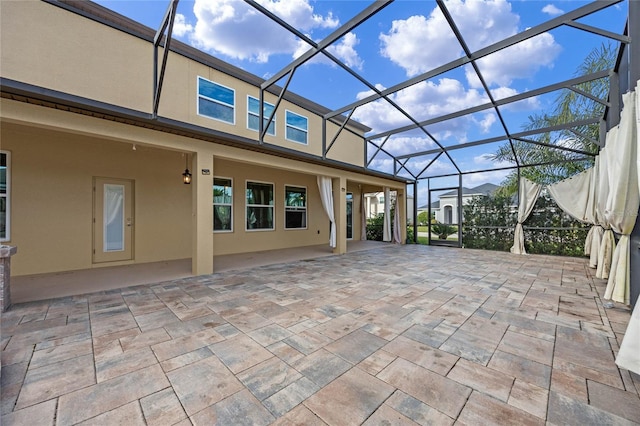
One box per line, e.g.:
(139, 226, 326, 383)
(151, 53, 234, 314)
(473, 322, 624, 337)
(247, 96, 276, 136)
(284, 185, 307, 230)
(213, 176, 233, 233)
(197, 76, 235, 125)
(285, 110, 308, 145)
(0, 151, 9, 242)
(245, 180, 275, 231)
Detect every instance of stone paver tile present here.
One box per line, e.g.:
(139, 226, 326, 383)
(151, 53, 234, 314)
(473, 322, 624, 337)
(77, 400, 146, 425)
(553, 358, 624, 389)
(224, 311, 272, 333)
(140, 388, 188, 426)
(271, 311, 309, 328)
(439, 329, 498, 365)
(57, 364, 169, 425)
(497, 330, 554, 366)
(458, 315, 509, 344)
(210, 334, 274, 374)
(357, 349, 397, 376)
(90, 310, 138, 338)
(15, 353, 95, 410)
(488, 350, 550, 389)
(508, 379, 548, 419)
(362, 404, 420, 426)
(546, 390, 637, 426)
(385, 390, 454, 426)
(160, 346, 214, 372)
(314, 314, 364, 340)
(587, 380, 640, 423)
(133, 308, 181, 332)
(248, 323, 294, 347)
(123, 295, 166, 316)
(237, 357, 302, 401)
(269, 404, 327, 426)
(163, 313, 227, 338)
(151, 328, 224, 362)
(550, 369, 587, 403)
(377, 358, 470, 419)
(119, 327, 171, 351)
(4, 321, 90, 351)
(283, 329, 333, 355)
(214, 323, 241, 339)
(304, 367, 394, 426)
(263, 377, 320, 417)
(447, 358, 514, 402)
(324, 329, 387, 365)
(0, 398, 56, 426)
(96, 346, 158, 382)
(401, 324, 450, 348)
(92, 327, 140, 350)
(290, 348, 351, 388)
(167, 355, 243, 416)
(458, 391, 544, 426)
(383, 335, 458, 376)
(1, 345, 35, 367)
(1, 361, 28, 388)
(2, 316, 68, 336)
(491, 312, 556, 337)
(267, 341, 305, 365)
(191, 389, 275, 426)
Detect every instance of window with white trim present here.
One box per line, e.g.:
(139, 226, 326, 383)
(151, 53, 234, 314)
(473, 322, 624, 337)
(0, 151, 9, 241)
(197, 77, 235, 124)
(214, 177, 233, 232)
(285, 110, 308, 144)
(246, 181, 274, 230)
(248, 96, 276, 136)
(285, 185, 307, 229)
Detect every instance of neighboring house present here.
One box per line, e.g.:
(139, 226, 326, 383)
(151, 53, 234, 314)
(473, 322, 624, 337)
(418, 183, 498, 224)
(0, 1, 407, 280)
(364, 192, 414, 225)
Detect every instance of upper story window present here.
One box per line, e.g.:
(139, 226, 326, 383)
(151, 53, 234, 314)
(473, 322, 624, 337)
(0, 151, 9, 241)
(214, 177, 233, 232)
(285, 110, 308, 145)
(246, 181, 274, 231)
(197, 77, 235, 124)
(285, 185, 307, 229)
(248, 96, 276, 136)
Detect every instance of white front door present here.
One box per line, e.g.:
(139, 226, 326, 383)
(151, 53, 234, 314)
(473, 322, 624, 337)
(93, 177, 134, 263)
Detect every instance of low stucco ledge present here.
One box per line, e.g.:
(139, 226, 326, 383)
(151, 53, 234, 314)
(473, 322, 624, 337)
(1, 245, 18, 313)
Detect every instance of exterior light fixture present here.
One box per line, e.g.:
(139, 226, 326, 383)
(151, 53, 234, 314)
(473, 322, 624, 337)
(182, 154, 192, 184)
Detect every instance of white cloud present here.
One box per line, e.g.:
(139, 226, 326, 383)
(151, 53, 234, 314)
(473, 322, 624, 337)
(542, 4, 564, 16)
(379, 0, 520, 77)
(173, 14, 194, 37)
(183, 0, 339, 63)
(465, 33, 562, 88)
(353, 78, 490, 137)
(293, 32, 363, 69)
(379, 0, 561, 89)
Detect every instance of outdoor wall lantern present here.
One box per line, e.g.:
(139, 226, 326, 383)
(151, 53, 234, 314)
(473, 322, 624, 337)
(182, 154, 192, 184)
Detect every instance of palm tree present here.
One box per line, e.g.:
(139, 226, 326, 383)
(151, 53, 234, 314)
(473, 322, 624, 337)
(492, 42, 616, 196)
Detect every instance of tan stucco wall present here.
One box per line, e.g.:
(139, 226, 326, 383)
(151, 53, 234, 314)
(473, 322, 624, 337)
(211, 160, 329, 255)
(1, 98, 405, 276)
(1, 123, 192, 276)
(1, 0, 366, 167)
(0, 0, 152, 112)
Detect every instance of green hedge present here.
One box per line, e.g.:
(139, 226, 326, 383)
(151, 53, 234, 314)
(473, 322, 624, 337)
(462, 193, 590, 256)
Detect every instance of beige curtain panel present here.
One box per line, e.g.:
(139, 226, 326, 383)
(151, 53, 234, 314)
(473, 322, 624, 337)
(510, 178, 542, 255)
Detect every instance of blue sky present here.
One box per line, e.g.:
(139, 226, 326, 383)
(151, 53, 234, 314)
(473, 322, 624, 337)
(94, 0, 628, 199)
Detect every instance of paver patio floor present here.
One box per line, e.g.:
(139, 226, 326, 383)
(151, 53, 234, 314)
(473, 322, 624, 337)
(2, 245, 639, 425)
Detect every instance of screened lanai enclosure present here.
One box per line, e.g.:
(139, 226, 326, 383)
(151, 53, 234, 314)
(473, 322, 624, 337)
(149, 0, 640, 374)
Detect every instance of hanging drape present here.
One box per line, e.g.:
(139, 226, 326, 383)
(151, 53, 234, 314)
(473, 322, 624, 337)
(604, 90, 639, 305)
(595, 149, 615, 279)
(317, 176, 336, 248)
(392, 194, 402, 244)
(584, 157, 603, 268)
(510, 178, 542, 255)
(547, 168, 599, 264)
(616, 81, 640, 376)
(383, 187, 391, 242)
(361, 192, 367, 240)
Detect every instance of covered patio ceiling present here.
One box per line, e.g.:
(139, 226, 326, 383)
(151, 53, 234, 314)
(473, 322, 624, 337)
(153, 0, 636, 184)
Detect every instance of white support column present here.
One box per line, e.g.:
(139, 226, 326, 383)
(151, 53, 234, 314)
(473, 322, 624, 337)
(333, 176, 347, 254)
(191, 150, 214, 276)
